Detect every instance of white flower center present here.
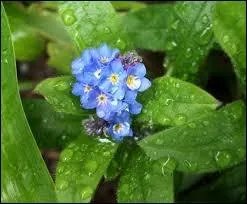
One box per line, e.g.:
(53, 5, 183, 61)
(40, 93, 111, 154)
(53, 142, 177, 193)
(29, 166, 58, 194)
(126, 75, 141, 90)
(99, 56, 109, 64)
(113, 123, 123, 134)
(108, 73, 119, 85)
(97, 94, 108, 105)
(84, 84, 92, 93)
(94, 69, 102, 79)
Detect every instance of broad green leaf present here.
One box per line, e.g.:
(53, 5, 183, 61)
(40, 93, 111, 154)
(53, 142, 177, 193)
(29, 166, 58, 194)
(4, 2, 71, 46)
(136, 76, 219, 127)
(47, 42, 76, 74)
(111, 1, 146, 12)
(212, 2, 246, 96)
(139, 101, 246, 173)
(123, 4, 175, 51)
(118, 146, 174, 202)
(22, 99, 87, 149)
(34, 76, 92, 116)
(165, 2, 215, 84)
(58, 1, 132, 53)
(55, 135, 118, 202)
(1, 4, 56, 202)
(179, 162, 246, 202)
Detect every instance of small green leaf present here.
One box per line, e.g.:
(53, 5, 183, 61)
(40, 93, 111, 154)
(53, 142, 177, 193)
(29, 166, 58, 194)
(118, 146, 174, 202)
(139, 101, 246, 173)
(55, 135, 118, 202)
(179, 162, 246, 202)
(34, 76, 91, 116)
(22, 99, 87, 149)
(165, 2, 215, 84)
(124, 4, 174, 51)
(1, 4, 56, 202)
(212, 2, 246, 96)
(47, 42, 77, 74)
(136, 76, 219, 127)
(58, 1, 132, 53)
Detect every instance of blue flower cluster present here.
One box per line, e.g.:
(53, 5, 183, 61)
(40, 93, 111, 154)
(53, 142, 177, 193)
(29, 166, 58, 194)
(72, 43, 151, 141)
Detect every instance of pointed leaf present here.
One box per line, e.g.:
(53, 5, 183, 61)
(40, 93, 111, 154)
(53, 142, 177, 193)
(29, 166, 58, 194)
(22, 99, 87, 149)
(1, 4, 56, 202)
(165, 2, 215, 84)
(118, 146, 174, 202)
(136, 76, 219, 127)
(58, 1, 132, 53)
(139, 101, 246, 173)
(34, 76, 92, 116)
(55, 135, 118, 202)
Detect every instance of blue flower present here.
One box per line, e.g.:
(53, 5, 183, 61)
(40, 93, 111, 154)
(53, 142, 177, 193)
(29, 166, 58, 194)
(125, 63, 151, 92)
(99, 59, 127, 100)
(91, 43, 120, 66)
(71, 44, 152, 142)
(107, 110, 133, 141)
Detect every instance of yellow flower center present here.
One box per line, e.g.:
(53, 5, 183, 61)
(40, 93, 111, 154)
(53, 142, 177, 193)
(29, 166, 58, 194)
(126, 75, 141, 90)
(108, 73, 119, 85)
(99, 56, 109, 64)
(126, 75, 135, 86)
(113, 123, 123, 133)
(97, 94, 107, 105)
(84, 85, 92, 93)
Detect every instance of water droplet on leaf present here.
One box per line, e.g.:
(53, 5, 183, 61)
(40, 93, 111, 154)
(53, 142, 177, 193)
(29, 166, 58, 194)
(62, 9, 77, 26)
(215, 151, 232, 168)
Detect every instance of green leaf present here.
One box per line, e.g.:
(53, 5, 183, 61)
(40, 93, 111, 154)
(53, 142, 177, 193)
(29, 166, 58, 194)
(1, 4, 56, 202)
(136, 76, 219, 127)
(47, 42, 77, 74)
(139, 101, 246, 173)
(55, 135, 118, 202)
(118, 146, 174, 202)
(34, 76, 92, 116)
(212, 2, 246, 96)
(179, 162, 246, 202)
(111, 1, 147, 12)
(104, 138, 136, 181)
(22, 99, 87, 149)
(165, 2, 215, 84)
(124, 4, 175, 51)
(58, 1, 132, 53)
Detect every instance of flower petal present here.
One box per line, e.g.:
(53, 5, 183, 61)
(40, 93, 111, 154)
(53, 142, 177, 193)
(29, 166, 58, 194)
(129, 101, 142, 114)
(72, 58, 84, 75)
(110, 59, 124, 73)
(138, 77, 151, 92)
(72, 82, 84, 96)
(124, 90, 137, 103)
(127, 63, 146, 77)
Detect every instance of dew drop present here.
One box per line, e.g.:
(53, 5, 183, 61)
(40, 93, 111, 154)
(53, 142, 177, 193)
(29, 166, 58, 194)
(81, 186, 93, 200)
(222, 35, 229, 43)
(188, 122, 196, 128)
(202, 15, 209, 24)
(176, 114, 187, 124)
(63, 149, 73, 162)
(58, 180, 68, 190)
(203, 121, 209, 126)
(171, 20, 179, 30)
(155, 139, 164, 145)
(215, 151, 232, 167)
(165, 98, 174, 105)
(186, 48, 192, 58)
(116, 38, 126, 49)
(163, 117, 171, 124)
(231, 43, 237, 54)
(85, 160, 98, 174)
(236, 148, 245, 159)
(198, 26, 213, 45)
(161, 156, 177, 171)
(62, 9, 77, 26)
(144, 173, 151, 180)
(166, 41, 177, 51)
